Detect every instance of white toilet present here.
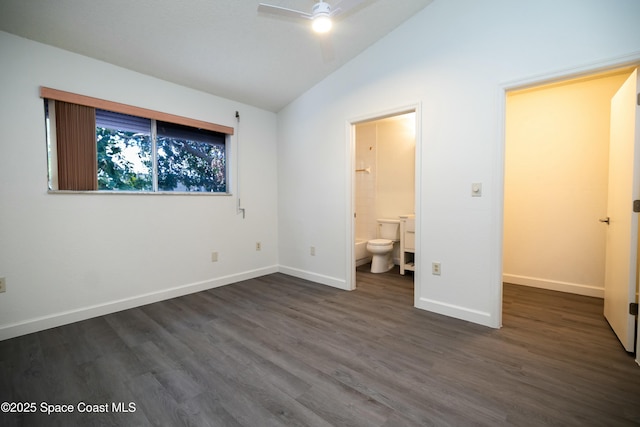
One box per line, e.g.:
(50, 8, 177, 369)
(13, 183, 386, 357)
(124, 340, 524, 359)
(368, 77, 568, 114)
(367, 219, 400, 273)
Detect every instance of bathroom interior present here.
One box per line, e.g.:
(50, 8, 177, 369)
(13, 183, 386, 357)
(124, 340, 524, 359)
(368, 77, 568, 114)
(354, 112, 416, 281)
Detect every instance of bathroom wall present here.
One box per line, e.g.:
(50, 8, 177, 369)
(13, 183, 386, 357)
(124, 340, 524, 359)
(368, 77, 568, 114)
(503, 70, 631, 297)
(355, 122, 377, 241)
(376, 114, 416, 220)
(355, 114, 416, 242)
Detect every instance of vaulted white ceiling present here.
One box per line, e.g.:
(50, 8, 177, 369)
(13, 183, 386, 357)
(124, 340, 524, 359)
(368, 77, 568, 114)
(0, 0, 434, 111)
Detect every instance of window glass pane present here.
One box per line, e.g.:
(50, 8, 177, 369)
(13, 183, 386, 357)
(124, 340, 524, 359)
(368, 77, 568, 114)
(157, 121, 226, 192)
(96, 109, 153, 191)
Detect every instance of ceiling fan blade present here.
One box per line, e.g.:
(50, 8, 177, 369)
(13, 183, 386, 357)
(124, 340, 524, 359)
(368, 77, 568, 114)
(330, 0, 367, 17)
(257, 3, 313, 20)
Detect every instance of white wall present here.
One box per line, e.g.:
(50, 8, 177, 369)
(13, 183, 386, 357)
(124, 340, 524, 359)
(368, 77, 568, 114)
(0, 32, 279, 340)
(504, 71, 631, 298)
(277, 0, 640, 326)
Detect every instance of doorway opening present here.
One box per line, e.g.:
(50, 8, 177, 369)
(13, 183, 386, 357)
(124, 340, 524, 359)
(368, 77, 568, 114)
(501, 66, 639, 353)
(348, 107, 420, 296)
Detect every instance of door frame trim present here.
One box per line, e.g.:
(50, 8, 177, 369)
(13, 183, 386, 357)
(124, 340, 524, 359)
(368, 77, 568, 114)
(345, 103, 422, 297)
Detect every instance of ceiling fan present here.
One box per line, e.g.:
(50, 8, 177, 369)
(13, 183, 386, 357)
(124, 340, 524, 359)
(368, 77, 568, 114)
(257, 0, 367, 33)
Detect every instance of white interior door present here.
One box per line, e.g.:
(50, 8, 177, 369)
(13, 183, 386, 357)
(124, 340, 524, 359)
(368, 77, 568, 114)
(604, 68, 639, 352)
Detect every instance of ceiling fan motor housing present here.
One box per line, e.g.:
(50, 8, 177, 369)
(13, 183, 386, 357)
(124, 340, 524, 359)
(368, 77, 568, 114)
(312, 2, 332, 17)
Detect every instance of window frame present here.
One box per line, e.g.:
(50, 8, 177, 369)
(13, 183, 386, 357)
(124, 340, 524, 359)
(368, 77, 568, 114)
(41, 87, 234, 195)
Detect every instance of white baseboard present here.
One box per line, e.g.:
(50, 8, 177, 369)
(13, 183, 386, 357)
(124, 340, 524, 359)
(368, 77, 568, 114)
(278, 265, 349, 290)
(416, 297, 497, 328)
(12, 267, 586, 341)
(503, 273, 604, 298)
(0, 266, 279, 341)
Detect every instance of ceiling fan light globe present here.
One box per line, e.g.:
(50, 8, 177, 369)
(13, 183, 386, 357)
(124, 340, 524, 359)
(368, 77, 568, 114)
(312, 15, 332, 33)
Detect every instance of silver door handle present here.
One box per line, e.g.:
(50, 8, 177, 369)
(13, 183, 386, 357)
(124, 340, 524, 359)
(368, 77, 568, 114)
(599, 217, 610, 224)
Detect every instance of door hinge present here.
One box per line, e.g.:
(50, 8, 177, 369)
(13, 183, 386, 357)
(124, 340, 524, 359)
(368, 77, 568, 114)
(634, 200, 640, 213)
(631, 302, 639, 316)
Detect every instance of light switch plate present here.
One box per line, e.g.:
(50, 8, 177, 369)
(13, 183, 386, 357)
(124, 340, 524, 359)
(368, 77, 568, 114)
(471, 183, 482, 197)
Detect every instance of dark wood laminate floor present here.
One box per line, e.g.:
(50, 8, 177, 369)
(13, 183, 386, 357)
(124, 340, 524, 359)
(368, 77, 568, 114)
(1, 266, 639, 426)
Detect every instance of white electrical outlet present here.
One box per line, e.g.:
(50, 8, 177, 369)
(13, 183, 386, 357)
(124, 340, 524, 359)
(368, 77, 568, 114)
(432, 262, 441, 276)
(211, 252, 219, 262)
(0, 277, 6, 293)
(310, 246, 316, 256)
(256, 242, 261, 251)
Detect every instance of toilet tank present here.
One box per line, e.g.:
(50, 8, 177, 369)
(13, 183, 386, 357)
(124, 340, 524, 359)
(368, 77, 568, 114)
(377, 219, 400, 240)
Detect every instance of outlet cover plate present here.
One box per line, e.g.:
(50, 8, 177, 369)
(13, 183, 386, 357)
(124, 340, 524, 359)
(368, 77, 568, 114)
(432, 262, 441, 276)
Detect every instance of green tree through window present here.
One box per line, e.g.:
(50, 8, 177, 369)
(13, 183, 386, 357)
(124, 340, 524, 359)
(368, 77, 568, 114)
(97, 126, 153, 191)
(94, 110, 226, 192)
(157, 120, 226, 192)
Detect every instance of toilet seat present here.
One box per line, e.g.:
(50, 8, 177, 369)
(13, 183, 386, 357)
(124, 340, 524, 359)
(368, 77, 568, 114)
(368, 238, 392, 246)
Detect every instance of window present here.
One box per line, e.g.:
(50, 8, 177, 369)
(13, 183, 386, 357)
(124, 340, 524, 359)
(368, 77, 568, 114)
(156, 121, 226, 192)
(42, 87, 233, 194)
(96, 109, 153, 191)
